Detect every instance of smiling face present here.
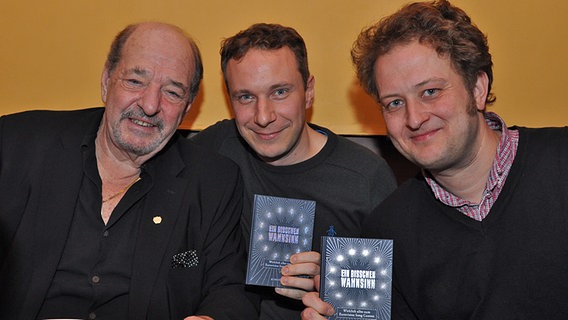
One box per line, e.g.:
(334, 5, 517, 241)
(100, 23, 194, 159)
(374, 40, 489, 174)
(226, 47, 315, 166)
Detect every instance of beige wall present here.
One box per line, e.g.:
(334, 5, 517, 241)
(1, 0, 567, 134)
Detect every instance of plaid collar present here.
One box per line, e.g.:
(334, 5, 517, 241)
(424, 112, 519, 220)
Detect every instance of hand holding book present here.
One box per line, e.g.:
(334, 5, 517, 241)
(276, 251, 321, 300)
(301, 237, 393, 320)
(246, 195, 316, 288)
(298, 251, 336, 320)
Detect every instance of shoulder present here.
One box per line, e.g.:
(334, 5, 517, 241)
(382, 176, 427, 206)
(329, 133, 395, 180)
(199, 119, 237, 133)
(1, 108, 102, 130)
(362, 176, 429, 235)
(191, 119, 239, 147)
(190, 119, 254, 164)
(335, 136, 386, 165)
(172, 138, 244, 204)
(515, 126, 568, 141)
(509, 127, 568, 181)
(0, 108, 103, 144)
(308, 123, 397, 190)
(310, 123, 387, 167)
(337, 136, 396, 183)
(514, 126, 568, 156)
(176, 136, 239, 171)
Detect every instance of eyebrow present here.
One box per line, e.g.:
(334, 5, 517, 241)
(414, 77, 446, 88)
(231, 89, 252, 97)
(379, 77, 447, 101)
(230, 82, 294, 96)
(126, 67, 188, 93)
(269, 82, 293, 90)
(129, 67, 149, 77)
(168, 79, 188, 93)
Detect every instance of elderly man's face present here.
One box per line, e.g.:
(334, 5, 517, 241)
(101, 24, 194, 157)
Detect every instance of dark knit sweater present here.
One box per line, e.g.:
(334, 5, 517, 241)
(363, 126, 568, 320)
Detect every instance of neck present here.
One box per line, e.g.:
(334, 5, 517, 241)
(430, 126, 501, 203)
(265, 124, 327, 166)
(95, 128, 142, 182)
(96, 129, 143, 225)
(303, 125, 328, 159)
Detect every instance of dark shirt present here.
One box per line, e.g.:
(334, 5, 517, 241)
(192, 120, 397, 320)
(38, 134, 151, 320)
(0, 108, 258, 319)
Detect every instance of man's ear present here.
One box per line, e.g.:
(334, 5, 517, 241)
(473, 72, 489, 111)
(305, 75, 315, 109)
(101, 66, 111, 103)
(183, 102, 192, 116)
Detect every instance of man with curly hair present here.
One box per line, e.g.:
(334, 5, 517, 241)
(301, 1, 568, 319)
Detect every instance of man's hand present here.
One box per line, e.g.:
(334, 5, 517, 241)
(184, 316, 213, 320)
(301, 285, 335, 320)
(275, 251, 321, 300)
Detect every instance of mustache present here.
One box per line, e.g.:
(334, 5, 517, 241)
(121, 109, 164, 130)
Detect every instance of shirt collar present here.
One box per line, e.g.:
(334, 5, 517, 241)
(424, 112, 518, 207)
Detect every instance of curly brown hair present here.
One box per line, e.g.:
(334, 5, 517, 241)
(352, 0, 495, 106)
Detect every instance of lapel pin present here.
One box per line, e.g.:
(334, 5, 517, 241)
(153, 216, 162, 224)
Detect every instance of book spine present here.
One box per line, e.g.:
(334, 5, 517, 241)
(319, 236, 328, 300)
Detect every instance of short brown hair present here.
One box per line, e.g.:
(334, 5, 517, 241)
(220, 23, 310, 88)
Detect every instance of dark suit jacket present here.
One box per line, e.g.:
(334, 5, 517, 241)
(0, 108, 258, 319)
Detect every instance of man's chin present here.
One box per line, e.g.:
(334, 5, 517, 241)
(255, 149, 287, 163)
(118, 139, 162, 157)
(257, 152, 282, 162)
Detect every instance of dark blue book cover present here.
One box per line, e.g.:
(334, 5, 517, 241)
(320, 236, 393, 320)
(246, 194, 316, 287)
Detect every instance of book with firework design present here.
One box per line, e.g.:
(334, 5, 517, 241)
(246, 194, 316, 287)
(320, 236, 393, 320)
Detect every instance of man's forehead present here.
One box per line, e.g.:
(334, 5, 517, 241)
(115, 63, 190, 92)
(117, 35, 193, 87)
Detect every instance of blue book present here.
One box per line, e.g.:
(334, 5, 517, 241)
(320, 236, 393, 320)
(246, 194, 316, 287)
